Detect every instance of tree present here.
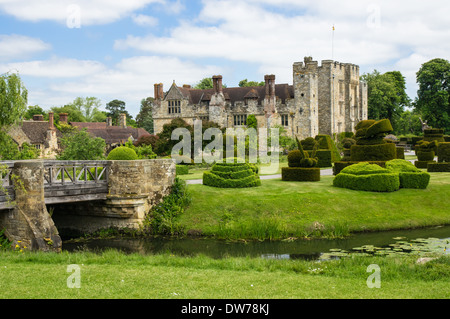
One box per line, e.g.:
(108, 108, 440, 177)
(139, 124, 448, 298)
(136, 97, 154, 134)
(50, 104, 86, 123)
(193, 78, 227, 89)
(239, 79, 264, 87)
(0, 72, 28, 127)
(106, 99, 134, 126)
(58, 129, 106, 160)
(415, 58, 450, 132)
(396, 110, 422, 136)
(24, 105, 46, 120)
(361, 70, 410, 133)
(68, 97, 103, 122)
(0, 131, 39, 160)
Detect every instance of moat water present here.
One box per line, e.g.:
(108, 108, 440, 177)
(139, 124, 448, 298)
(63, 225, 450, 260)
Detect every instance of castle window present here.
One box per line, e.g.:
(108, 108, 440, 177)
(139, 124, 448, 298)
(281, 114, 289, 126)
(234, 114, 247, 126)
(168, 100, 181, 114)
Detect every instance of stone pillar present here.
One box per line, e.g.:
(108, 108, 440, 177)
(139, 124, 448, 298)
(0, 161, 62, 252)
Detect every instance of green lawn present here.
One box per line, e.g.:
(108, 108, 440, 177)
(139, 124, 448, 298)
(0, 250, 448, 299)
(177, 172, 450, 240)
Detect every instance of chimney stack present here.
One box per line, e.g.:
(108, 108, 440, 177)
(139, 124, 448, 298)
(48, 112, 54, 129)
(59, 113, 68, 124)
(154, 83, 164, 100)
(212, 75, 223, 94)
(264, 75, 276, 97)
(33, 114, 44, 121)
(106, 117, 112, 127)
(119, 113, 127, 128)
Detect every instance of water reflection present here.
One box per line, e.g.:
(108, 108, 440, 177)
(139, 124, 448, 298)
(63, 225, 450, 261)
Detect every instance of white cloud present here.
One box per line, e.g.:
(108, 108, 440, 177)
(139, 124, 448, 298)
(0, 0, 164, 26)
(24, 56, 223, 116)
(132, 14, 158, 27)
(0, 34, 50, 61)
(0, 57, 106, 78)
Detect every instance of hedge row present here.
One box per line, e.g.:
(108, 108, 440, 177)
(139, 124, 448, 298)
(350, 143, 396, 161)
(437, 142, 450, 162)
(427, 162, 450, 172)
(385, 159, 430, 189)
(333, 171, 400, 192)
(415, 160, 435, 169)
(281, 167, 320, 181)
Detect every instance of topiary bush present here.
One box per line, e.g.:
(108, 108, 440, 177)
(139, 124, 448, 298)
(437, 142, 450, 162)
(332, 161, 386, 175)
(282, 137, 320, 181)
(107, 146, 138, 160)
(176, 165, 189, 175)
(333, 162, 400, 192)
(202, 161, 261, 188)
(386, 159, 430, 189)
(281, 167, 320, 181)
(427, 162, 450, 172)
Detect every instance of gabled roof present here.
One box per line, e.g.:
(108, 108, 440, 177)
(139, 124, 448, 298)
(175, 84, 294, 105)
(20, 121, 62, 144)
(70, 122, 150, 145)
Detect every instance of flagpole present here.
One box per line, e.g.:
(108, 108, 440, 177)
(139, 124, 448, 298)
(332, 24, 335, 60)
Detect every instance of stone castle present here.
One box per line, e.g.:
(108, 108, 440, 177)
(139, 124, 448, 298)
(151, 57, 368, 140)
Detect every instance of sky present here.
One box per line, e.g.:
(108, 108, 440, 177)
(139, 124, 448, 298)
(0, 0, 449, 118)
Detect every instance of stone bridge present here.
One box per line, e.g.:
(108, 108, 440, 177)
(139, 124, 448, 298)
(0, 159, 175, 252)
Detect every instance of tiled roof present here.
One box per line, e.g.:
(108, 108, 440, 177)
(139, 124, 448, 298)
(20, 121, 62, 144)
(178, 84, 294, 105)
(70, 122, 150, 144)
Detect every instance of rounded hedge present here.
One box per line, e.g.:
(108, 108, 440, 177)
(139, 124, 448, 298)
(437, 142, 450, 162)
(417, 151, 435, 161)
(107, 146, 138, 160)
(202, 162, 261, 188)
(386, 159, 430, 189)
(333, 162, 400, 192)
(287, 150, 302, 167)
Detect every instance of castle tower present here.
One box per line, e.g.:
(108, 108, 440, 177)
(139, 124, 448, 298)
(292, 57, 319, 140)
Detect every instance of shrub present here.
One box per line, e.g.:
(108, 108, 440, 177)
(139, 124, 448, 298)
(350, 143, 396, 161)
(415, 161, 434, 169)
(107, 146, 138, 160)
(427, 162, 450, 172)
(437, 142, 450, 162)
(287, 150, 302, 167)
(332, 161, 386, 175)
(306, 150, 331, 167)
(333, 162, 400, 192)
(417, 151, 435, 161)
(386, 159, 430, 189)
(281, 167, 320, 181)
(396, 147, 405, 159)
(202, 162, 261, 188)
(176, 165, 189, 175)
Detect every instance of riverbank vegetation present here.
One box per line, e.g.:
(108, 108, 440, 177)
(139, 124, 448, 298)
(0, 250, 448, 299)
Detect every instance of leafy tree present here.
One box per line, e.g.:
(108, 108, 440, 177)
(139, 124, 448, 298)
(396, 110, 423, 136)
(50, 104, 86, 123)
(194, 78, 213, 89)
(24, 105, 46, 120)
(136, 97, 154, 134)
(154, 118, 193, 156)
(0, 72, 28, 127)
(361, 70, 410, 133)
(193, 78, 227, 90)
(68, 97, 103, 122)
(106, 99, 134, 126)
(0, 131, 39, 160)
(415, 58, 450, 132)
(239, 79, 264, 87)
(58, 129, 106, 160)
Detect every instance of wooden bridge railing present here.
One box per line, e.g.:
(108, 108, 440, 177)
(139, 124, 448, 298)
(1, 160, 110, 207)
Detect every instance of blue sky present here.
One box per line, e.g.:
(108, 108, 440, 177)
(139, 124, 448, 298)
(1, 0, 449, 118)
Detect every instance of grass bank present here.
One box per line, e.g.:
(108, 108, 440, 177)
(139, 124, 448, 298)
(176, 172, 450, 240)
(0, 250, 448, 299)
